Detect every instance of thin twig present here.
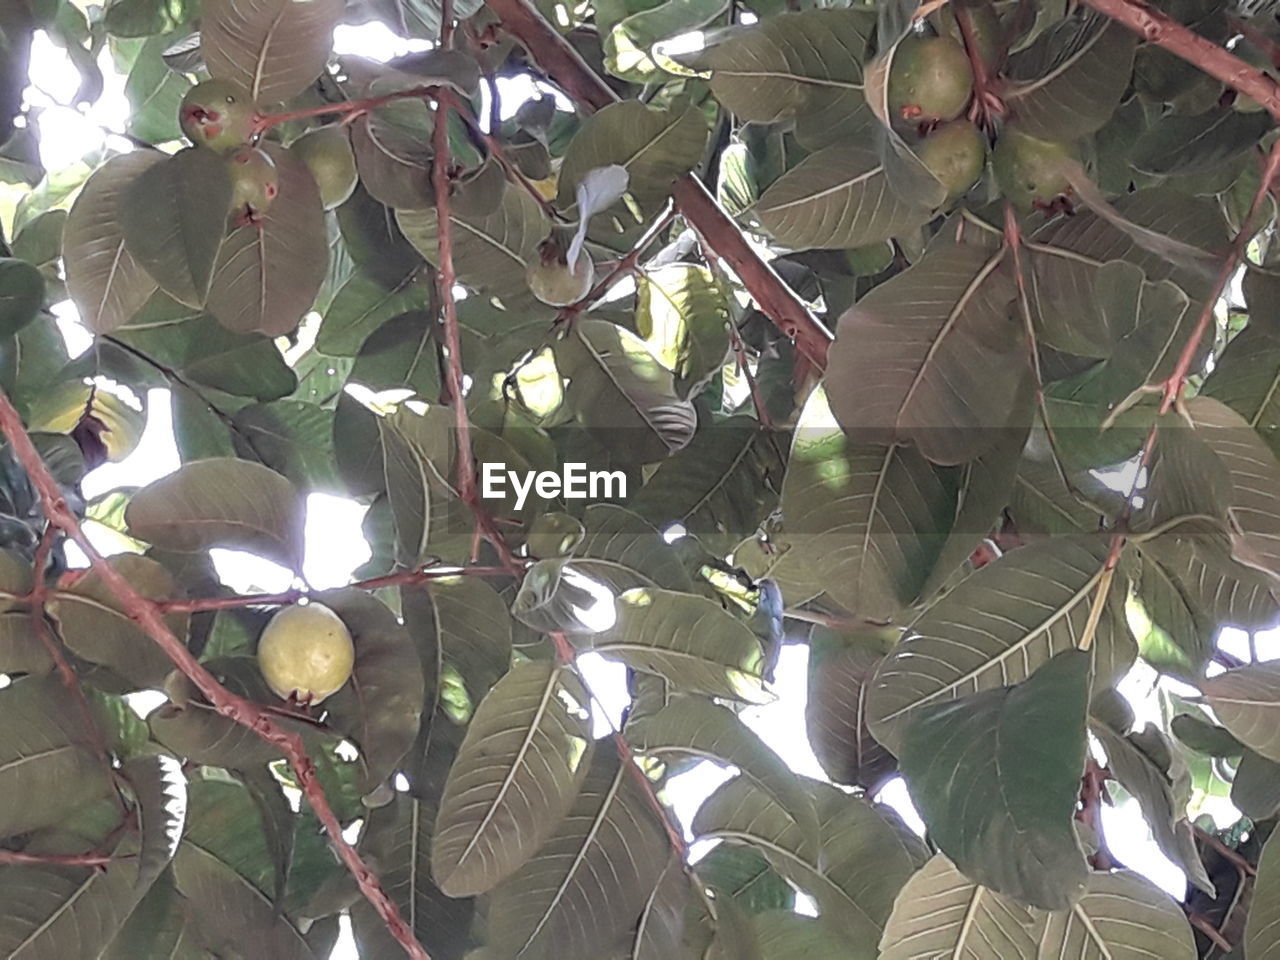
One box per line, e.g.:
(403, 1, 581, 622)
(553, 204, 678, 328)
(0, 849, 121, 867)
(484, 0, 832, 372)
(1097, 138, 1280, 575)
(0, 391, 431, 960)
(728, 321, 775, 431)
(153, 565, 512, 614)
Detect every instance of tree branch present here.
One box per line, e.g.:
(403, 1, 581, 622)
(153, 564, 513, 613)
(0, 390, 432, 960)
(1080, 0, 1280, 119)
(483, 0, 832, 372)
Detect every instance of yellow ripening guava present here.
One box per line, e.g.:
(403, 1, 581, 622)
(257, 602, 355, 705)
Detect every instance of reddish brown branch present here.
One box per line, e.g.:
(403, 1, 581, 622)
(484, 0, 832, 373)
(432, 90, 477, 515)
(27, 526, 124, 809)
(1079, 0, 1280, 119)
(0, 393, 430, 960)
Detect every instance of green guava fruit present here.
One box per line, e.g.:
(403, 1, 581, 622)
(992, 127, 1078, 210)
(918, 119, 986, 200)
(888, 34, 974, 124)
(226, 145, 279, 223)
(180, 78, 259, 154)
(291, 126, 358, 209)
(526, 230, 594, 307)
(932, 0, 1003, 72)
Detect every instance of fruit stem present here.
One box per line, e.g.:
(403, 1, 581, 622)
(251, 86, 437, 136)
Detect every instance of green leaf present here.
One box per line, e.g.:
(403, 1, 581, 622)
(100, 879, 211, 960)
(351, 793, 476, 960)
(350, 92, 434, 210)
(125, 457, 306, 571)
(317, 270, 427, 356)
(0, 676, 109, 840)
(123, 36, 192, 143)
(349, 310, 441, 397)
(432, 661, 594, 897)
(686, 9, 875, 138)
(604, 0, 728, 82)
(1004, 12, 1136, 140)
(1132, 107, 1272, 178)
(1027, 188, 1226, 357)
(1201, 662, 1280, 763)
(116, 293, 297, 401)
(752, 910, 851, 958)
(0, 257, 44, 336)
(1185, 396, 1280, 580)
(320, 588, 425, 792)
(550, 319, 697, 464)
(867, 536, 1130, 753)
(755, 146, 930, 250)
(486, 749, 672, 958)
(397, 181, 549, 311)
(627, 695, 818, 846)
(826, 243, 1027, 465)
(591, 587, 765, 701)
(630, 416, 785, 554)
(122, 754, 187, 891)
(232, 400, 342, 492)
(49, 553, 190, 688)
(173, 779, 318, 959)
(634, 264, 731, 394)
(121, 147, 230, 308)
(1032, 870, 1196, 958)
(1092, 722, 1214, 895)
(402, 576, 513, 718)
(557, 100, 708, 216)
(1202, 325, 1280, 460)
(1247, 820, 1280, 958)
(1231, 748, 1280, 819)
(899, 649, 1090, 910)
(696, 846, 794, 914)
(693, 779, 924, 949)
(379, 405, 446, 568)
(63, 152, 163, 334)
(805, 627, 897, 791)
(202, 0, 345, 103)
(779, 389, 956, 621)
(207, 143, 328, 336)
(0, 857, 147, 957)
(877, 854, 1037, 959)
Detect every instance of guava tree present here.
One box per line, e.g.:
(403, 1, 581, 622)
(4, 0, 1280, 955)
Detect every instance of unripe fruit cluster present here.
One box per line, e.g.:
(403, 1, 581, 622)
(879, 10, 1081, 211)
(178, 79, 358, 221)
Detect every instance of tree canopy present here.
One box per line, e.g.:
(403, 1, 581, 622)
(3, 0, 1280, 956)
